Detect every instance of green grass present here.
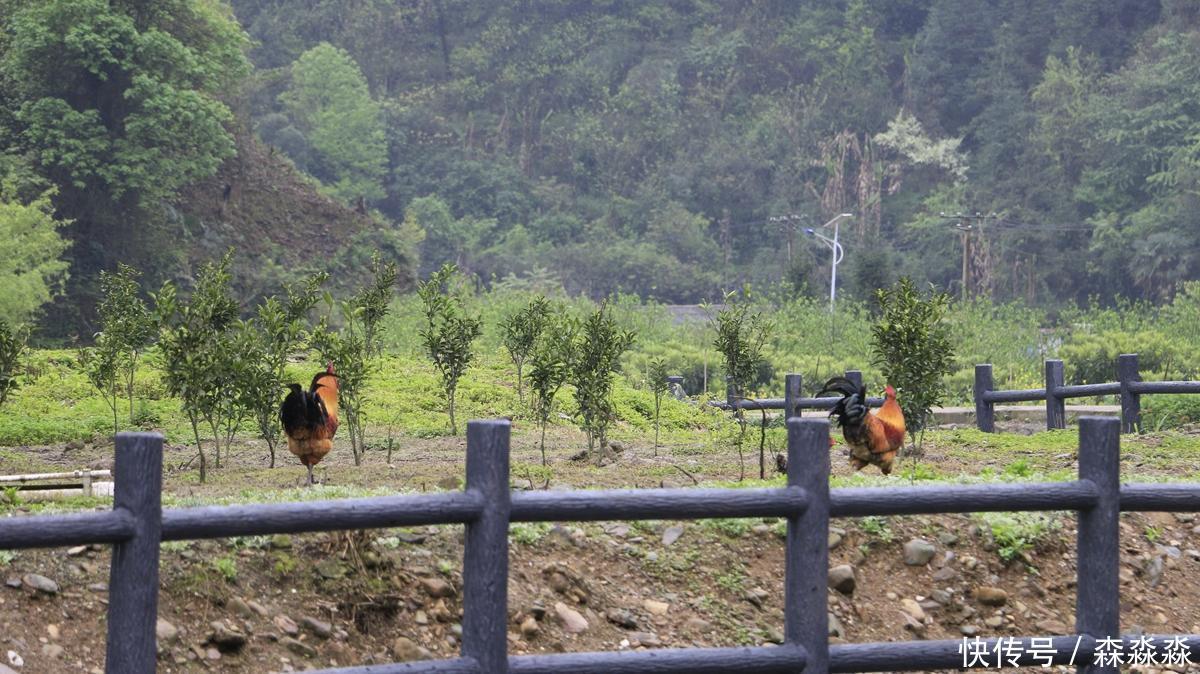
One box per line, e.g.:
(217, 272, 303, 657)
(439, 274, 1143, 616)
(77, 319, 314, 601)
(975, 511, 1063, 565)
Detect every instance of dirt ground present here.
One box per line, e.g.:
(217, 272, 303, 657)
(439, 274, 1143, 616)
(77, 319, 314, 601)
(0, 419, 1198, 673)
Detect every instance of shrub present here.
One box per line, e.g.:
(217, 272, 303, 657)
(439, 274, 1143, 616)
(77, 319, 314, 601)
(0, 321, 29, 408)
(871, 278, 955, 446)
(418, 264, 482, 435)
(499, 295, 551, 409)
(569, 305, 635, 459)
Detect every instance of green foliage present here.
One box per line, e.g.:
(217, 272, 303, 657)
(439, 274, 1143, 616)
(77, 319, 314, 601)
(156, 251, 241, 482)
(417, 264, 482, 435)
(78, 333, 122, 437)
(0, 321, 28, 408)
(976, 512, 1060, 566)
(92, 264, 155, 431)
(499, 295, 551, 408)
(352, 254, 398, 360)
(646, 356, 670, 455)
(239, 273, 327, 467)
(871, 278, 955, 440)
(710, 289, 772, 400)
(279, 42, 386, 204)
(527, 307, 576, 465)
(0, 192, 69, 325)
(858, 516, 893, 543)
(212, 555, 238, 583)
(569, 305, 635, 456)
(1, 0, 247, 206)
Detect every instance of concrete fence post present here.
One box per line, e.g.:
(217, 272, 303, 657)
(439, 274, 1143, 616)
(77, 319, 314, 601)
(785, 373, 802, 419)
(1076, 417, 1120, 674)
(785, 418, 830, 672)
(105, 432, 163, 672)
(974, 364, 995, 432)
(1046, 359, 1066, 430)
(1118, 354, 1141, 434)
(461, 420, 511, 673)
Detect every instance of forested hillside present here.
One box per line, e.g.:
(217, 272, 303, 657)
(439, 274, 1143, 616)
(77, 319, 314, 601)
(229, 0, 1196, 306)
(2, 0, 1198, 339)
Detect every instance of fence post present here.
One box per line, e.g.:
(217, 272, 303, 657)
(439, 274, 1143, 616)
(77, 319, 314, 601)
(1118, 354, 1140, 434)
(1046, 359, 1066, 430)
(1076, 417, 1120, 674)
(844, 369, 863, 391)
(462, 420, 511, 673)
(974, 364, 994, 432)
(785, 418, 829, 672)
(784, 373, 802, 419)
(105, 432, 163, 673)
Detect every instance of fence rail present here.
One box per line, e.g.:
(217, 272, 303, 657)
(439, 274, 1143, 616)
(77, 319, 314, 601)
(702, 353, 1199, 435)
(0, 419, 1198, 672)
(975, 353, 1200, 433)
(712, 371, 884, 415)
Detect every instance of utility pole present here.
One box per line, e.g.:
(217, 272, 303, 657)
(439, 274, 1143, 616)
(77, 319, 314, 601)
(769, 213, 806, 265)
(940, 211, 995, 300)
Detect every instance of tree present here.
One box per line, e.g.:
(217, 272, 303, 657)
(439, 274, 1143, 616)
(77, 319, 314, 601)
(527, 307, 575, 467)
(0, 321, 28, 409)
(96, 264, 154, 426)
(0, 0, 248, 335)
(280, 42, 387, 204)
(0, 192, 70, 325)
(309, 313, 369, 464)
(417, 264, 482, 435)
(156, 251, 240, 483)
(646, 356, 670, 456)
(870, 278, 955, 451)
(500, 295, 551, 408)
(239, 273, 327, 468)
(710, 289, 772, 481)
(310, 256, 394, 464)
(569, 305, 635, 461)
(79, 333, 121, 438)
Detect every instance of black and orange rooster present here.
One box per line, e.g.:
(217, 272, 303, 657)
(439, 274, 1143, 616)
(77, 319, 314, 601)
(817, 376, 906, 475)
(280, 363, 340, 486)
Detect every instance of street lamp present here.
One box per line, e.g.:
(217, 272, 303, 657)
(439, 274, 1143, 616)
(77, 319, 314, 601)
(805, 213, 854, 311)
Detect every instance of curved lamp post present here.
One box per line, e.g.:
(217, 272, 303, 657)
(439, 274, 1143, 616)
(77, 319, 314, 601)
(805, 213, 854, 312)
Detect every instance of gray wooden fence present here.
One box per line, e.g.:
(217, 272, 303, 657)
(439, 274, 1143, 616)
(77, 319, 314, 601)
(2, 419, 1200, 672)
(714, 371, 884, 416)
(975, 353, 1200, 433)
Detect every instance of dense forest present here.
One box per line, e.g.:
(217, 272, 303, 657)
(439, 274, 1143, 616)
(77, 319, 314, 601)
(2, 0, 1199, 339)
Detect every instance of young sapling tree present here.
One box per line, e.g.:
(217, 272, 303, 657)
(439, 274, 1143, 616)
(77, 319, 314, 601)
(500, 295, 550, 408)
(418, 264, 482, 435)
(0, 321, 29, 409)
(156, 252, 240, 482)
(527, 308, 575, 466)
(710, 289, 772, 480)
(871, 277, 955, 456)
(647, 356, 670, 456)
(569, 305, 635, 462)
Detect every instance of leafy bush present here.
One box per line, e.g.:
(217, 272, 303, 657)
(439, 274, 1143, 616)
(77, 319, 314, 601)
(977, 512, 1060, 565)
(1059, 329, 1191, 384)
(871, 278, 955, 442)
(569, 305, 635, 458)
(528, 307, 575, 466)
(418, 264, 483, 435)
(499, 295, 551, 408)
(156, 252, 241, 482)
(0, 321, 29, 409)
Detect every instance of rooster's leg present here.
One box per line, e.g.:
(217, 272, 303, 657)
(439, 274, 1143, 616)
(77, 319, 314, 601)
(306, 464, 314, 486)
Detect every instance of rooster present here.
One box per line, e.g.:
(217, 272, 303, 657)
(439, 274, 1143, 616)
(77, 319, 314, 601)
(280, 363, 340, 485)
(817, 376, 906, 475)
